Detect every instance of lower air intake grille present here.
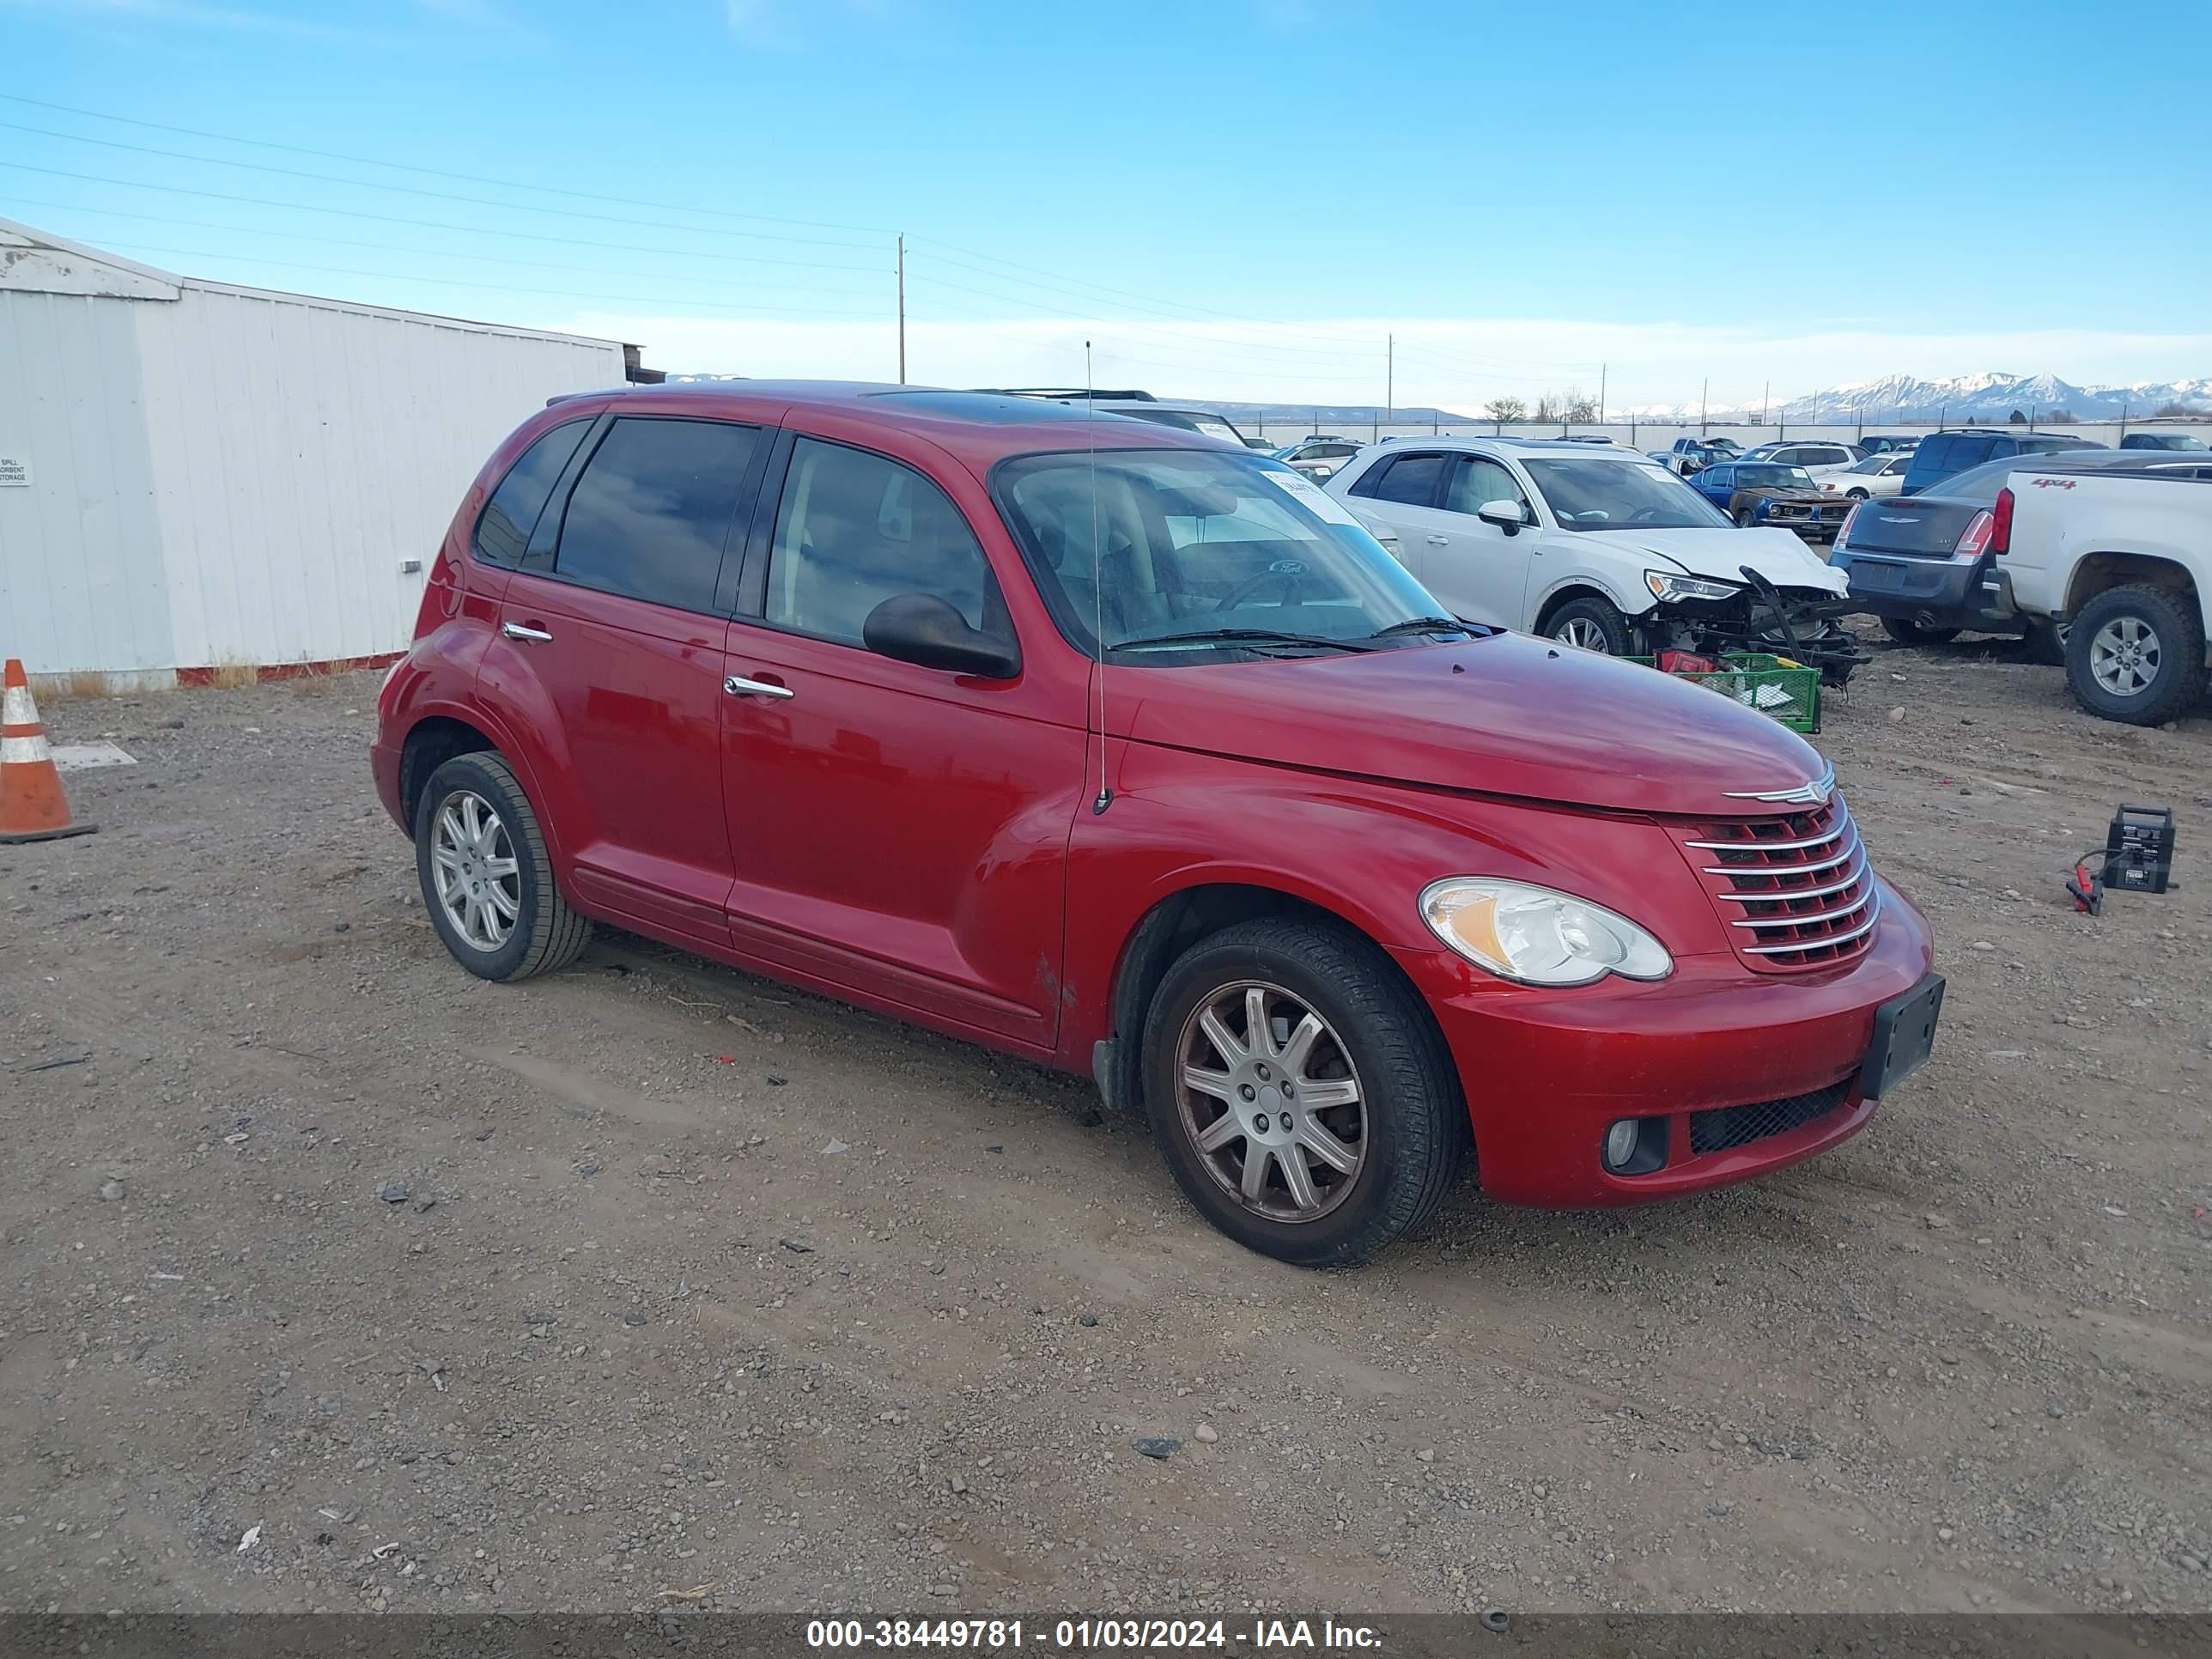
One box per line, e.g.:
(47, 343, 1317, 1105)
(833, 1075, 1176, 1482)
(1688, 1081, 1852, 1157)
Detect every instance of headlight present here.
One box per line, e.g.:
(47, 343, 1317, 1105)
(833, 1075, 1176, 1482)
(1419, 878, 1673, 987)
(1644, 571, 1741, 604)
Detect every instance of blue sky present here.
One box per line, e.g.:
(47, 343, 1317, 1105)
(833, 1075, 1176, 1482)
(5, 0, 2209, 412)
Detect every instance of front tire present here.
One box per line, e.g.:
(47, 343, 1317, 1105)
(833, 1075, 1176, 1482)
(1545, 595, 1631, 655)
(2067, 585, 2206, 726)
(1141, 919, 1468, 1267)
(1733, 507, 1758, 527)
(415, 752, 592, 981)
(1846, 488, 1870, 501)
(1882, 617, 1961, 647)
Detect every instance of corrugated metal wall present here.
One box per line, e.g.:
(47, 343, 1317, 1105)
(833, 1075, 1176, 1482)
(0, 289, 173, 679)
(0, 277, 624, 678)
(135, 287, 623, 672)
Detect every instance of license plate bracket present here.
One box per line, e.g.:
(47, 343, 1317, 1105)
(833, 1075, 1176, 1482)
(1863, 972, 1944, 1099)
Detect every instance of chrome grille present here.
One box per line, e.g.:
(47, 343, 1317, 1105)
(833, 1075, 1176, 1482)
(1680, 795, 1880, 972)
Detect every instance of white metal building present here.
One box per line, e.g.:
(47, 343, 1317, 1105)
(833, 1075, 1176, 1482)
(0, 218, 633, 684)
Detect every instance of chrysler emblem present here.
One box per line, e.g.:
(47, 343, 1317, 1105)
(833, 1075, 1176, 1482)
(1724, 765, 1835, 806)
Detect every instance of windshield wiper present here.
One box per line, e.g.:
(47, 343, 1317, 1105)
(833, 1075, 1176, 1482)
(1114, 627, 1378, 654)
(1365, 615, 1474, 641)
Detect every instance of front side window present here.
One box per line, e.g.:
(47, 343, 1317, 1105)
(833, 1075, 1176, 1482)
(994, 450, 1442, 657)
(1443, 455, 1528, 517)
(553, 418, 759, 611)
(474, 420, 589, 566)
(766, 437, 1004, 647)
(1521, 459, 1734, 531)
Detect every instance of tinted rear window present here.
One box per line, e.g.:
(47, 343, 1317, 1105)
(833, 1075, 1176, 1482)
(474, 420, 589, 566)
(1354, 452, 1446, 505)
(553, 417, 760, 611)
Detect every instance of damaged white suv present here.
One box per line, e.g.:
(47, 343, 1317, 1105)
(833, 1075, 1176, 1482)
(1326, 437, 1862, 682)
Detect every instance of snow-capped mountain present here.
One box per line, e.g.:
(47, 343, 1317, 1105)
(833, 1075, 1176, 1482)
(1626, 371, 2212, 423)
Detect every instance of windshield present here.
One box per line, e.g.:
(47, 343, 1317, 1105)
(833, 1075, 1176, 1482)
(1734, 465, 1815, 489)
(993, 450, 1446, 656)
(1849, 455, 1889, 474)
(1519, 459, 1732, 531)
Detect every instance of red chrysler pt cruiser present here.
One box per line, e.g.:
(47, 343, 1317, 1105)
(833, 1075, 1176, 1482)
(373, 384, 1942, 1265)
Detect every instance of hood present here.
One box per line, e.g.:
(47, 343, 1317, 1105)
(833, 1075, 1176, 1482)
(1575, 526, 1848, 595)
(1106, 632, 1829, 817)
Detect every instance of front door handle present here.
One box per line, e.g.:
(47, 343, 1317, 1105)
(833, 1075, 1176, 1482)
(501, 622, 554, 643)
(1425, 535, 1450, 546)
(724, 675, 795, 700)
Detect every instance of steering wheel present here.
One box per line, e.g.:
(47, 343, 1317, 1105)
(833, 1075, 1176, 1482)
(1216, 565, 1305, 611)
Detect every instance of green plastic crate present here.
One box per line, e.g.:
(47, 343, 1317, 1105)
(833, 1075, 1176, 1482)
(1628, 651, 1822, 734)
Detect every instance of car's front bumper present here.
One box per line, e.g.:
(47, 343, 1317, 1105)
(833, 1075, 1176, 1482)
(1832, 548, 2017, 630)
(1390, 879, 1936, 1206)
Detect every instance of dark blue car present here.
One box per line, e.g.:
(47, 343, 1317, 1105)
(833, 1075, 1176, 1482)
(1690, 462, 1853, 542)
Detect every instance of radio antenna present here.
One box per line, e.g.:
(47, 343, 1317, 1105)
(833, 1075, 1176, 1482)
(1087, 340, 1111, 814)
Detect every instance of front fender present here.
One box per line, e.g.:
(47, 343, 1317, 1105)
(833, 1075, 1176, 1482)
(1055, 743, 1727, 1066)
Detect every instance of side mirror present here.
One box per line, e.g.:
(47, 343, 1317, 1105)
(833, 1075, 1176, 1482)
(862, 592, 1021, 679)
(1477, 498, 1530, 534)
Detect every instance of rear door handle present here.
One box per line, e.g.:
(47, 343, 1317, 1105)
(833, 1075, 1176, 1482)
(724, 675, 794, 700)
(501, 622, 553, 643)
(1425, 535, 1450, 546)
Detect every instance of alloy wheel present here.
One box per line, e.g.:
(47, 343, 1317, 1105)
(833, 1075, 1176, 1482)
(2089, 616, 2161, 697)
(1554, 617, 1612, 653)
(431, 790, 521, 951)
(1175, 981, 1365, 1223)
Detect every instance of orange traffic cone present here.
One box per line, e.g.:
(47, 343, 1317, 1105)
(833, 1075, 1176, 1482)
(1, 659, 98, 843)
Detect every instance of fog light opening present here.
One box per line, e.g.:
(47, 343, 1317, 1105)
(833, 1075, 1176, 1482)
(1604, 1118, 1640, 1171)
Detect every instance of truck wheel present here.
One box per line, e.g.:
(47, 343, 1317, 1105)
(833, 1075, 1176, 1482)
(1141, 918, 1468, 1267)
(2067, 585, 2206, 726)
(415, 752, 592, 981)
(1545, 596, 1631, 655)
(1881, 617, 1960, 647)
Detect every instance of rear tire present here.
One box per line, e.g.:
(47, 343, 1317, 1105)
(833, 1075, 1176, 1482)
(1141, 918, 1468, 1267)
(415, 752, 592, 981)
(1882, 617, 1961, 647)
(2066, 585, 2206, 726)
(1544, 595, 1631, 655)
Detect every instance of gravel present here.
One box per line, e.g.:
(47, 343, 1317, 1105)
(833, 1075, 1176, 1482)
(0, 635, 2206, 1616)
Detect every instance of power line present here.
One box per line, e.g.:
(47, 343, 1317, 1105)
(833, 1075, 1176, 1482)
(0, 119, 884, 252)
(908, 239, 1381, 353)
(0, 92, 895, 238)
(0, 163, 887, 275)
(92, 240, 885, 319)
(0, 198, 890, 296)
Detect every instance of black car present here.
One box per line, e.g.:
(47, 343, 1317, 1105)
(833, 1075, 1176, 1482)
(1832, 451, 2212, 648)
(1899, 428, 2102, 495)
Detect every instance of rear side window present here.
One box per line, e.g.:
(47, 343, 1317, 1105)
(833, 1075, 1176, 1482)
(1351, 452, 1446, 506)
(551, 418, 760, 611)
(764, 436, 1004, 648)
(473, 420, 588, 566)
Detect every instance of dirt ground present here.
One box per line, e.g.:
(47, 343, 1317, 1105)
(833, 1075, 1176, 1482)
(3, 630, 2208, 1621)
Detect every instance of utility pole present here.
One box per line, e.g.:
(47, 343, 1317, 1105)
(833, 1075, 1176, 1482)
(1760, 380, 1770, 425)
(1385, 333, 1394, 425)
(896, 234, 906, 385)
(1699, 378, 1708, 435)
(1598, 362, 1607, 427)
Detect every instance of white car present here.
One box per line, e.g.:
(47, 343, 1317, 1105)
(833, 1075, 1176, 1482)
(1741, 441, 1865, 471)
(1820, 452, 1912, 500)
(1323, 437, 1853, 669)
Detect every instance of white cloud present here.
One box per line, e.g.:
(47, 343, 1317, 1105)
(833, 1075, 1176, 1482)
(549, 307, 2212, 415)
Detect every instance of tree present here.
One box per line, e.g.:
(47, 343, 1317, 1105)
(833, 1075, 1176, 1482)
(1562, 389, 1599, 423)
(2008, 409, 2027, 424)
(1485, 396, 1526, 425)
(2042, 408, 2079, 423)
(1532, 395, 1558, 424)
(2154, 402, 2191, 418)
